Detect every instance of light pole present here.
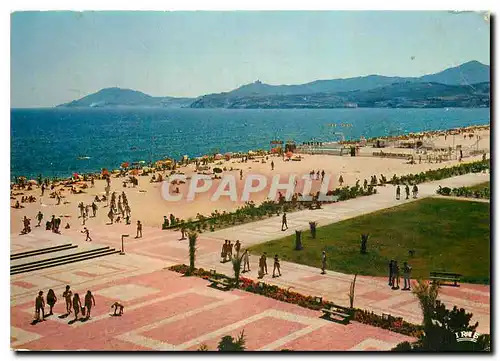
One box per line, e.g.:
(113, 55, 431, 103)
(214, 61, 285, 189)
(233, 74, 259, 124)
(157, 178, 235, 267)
(120, 234, 129, 255)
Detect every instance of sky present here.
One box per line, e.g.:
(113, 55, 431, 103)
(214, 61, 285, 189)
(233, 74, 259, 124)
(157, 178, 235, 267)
(11, 11, 490, 108)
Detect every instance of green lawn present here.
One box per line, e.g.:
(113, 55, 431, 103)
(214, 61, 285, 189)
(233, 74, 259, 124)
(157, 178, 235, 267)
(468, 181, 490, 192)
(249, 198, 490, 284)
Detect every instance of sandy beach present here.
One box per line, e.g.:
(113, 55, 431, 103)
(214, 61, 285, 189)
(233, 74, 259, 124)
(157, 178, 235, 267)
(10, 126, 490, 235)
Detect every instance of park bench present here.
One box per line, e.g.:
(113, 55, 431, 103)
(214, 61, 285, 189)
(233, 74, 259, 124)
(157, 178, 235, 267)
(321, 303, 353, 325)
(429, 271, 462, 286)
(207, 269, 232, 291)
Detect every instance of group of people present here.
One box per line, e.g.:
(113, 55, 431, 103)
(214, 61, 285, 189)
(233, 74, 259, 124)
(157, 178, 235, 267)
(308, 169, 327, 181)
(78, 201, 98, 225)
(162, 214, 181, 229)
(34, 285, 96, 323)
(107, 191, 132, 225)
(258, 253, 281, 278)
(220, 240, 242, 262)
(395, 184, 419, 200)
(388, 260, 412, 290)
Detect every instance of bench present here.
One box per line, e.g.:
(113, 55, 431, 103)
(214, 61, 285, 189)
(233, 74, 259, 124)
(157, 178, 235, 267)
(321, 304, 353, 325)
(430, 271, 462, 286)
(207, 269, 232, 291)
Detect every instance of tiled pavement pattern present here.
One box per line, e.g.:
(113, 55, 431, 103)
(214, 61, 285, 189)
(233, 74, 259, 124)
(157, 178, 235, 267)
(11, 173, 490, 350)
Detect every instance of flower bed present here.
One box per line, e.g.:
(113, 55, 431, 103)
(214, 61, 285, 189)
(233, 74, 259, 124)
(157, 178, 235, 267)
(166, 185, 377, 233)
(168, 264, 423, 337)
(436, 185, 490, 199)
(389, 160, 489, 185)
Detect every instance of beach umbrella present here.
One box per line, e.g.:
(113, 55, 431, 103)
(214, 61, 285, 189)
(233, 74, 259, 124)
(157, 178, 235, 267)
(224, 152, 232, 161)
(214, 153, 223, 160)
(28, 179, 38, 185)
(121, 162, 130, 168)
(73, 173, 79, 178)
(101, 169, 109, 176)
(286, 151, 293, 159)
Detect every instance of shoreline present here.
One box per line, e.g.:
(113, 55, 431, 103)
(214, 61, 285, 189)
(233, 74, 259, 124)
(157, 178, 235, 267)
(10, 123, 490, 181)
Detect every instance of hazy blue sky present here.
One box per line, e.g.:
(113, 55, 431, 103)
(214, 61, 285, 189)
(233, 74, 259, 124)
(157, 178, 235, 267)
(11, 11, 490, 108)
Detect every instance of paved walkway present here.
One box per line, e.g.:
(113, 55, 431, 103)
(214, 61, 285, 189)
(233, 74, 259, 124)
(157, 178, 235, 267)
(11, 172, 490, 350)
(206, 172, 490, 246)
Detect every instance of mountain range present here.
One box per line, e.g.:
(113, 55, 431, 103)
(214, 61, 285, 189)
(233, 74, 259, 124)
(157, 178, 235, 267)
(57, 60, 490, 109)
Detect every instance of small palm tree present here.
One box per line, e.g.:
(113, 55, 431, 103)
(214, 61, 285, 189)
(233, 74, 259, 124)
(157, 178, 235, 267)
(412, 279, 440, 328)
(188, 232, 198, 275)
(231, 252, 245, 288)
(217, 330, 246, 351)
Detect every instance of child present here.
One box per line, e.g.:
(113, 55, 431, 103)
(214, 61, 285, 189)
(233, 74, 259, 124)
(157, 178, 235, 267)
(111, 302, 124, 316)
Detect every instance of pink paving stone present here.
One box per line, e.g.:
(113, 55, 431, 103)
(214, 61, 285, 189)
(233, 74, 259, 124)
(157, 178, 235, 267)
(279, 322, 415, 351)
(74, 271, 97, 277)
(440, 286, 490, 305)
(137, 244, 189, 260)
(185, 316, 307, 351)
(301, 275, 326, 282)
(141, 295, 271, 345)
(13, 293, 220, 350)
(359, 290, 393, 302)
(12, 280, 37, 289)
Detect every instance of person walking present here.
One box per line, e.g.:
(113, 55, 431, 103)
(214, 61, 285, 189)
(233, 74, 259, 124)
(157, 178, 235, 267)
(84, 290, 96, 319)
(234, 240, 241, 255)
(242, 249, 250, 272)
(405, 185, 410, 200)
(392, 261, 400, 290)
(72, 293, 82, 321)
(412, 184, 418, 199)
(388, 260, 394, 286)
(107, 209, 114, 224)
(46, 289, 57, 315)
(92, 202, 97, 217)
(136, 220, 142, 238)
(82, 227, 92, 242)
(396, 185, 401, 200)
(338, 175, 344, 187)
(258, 255, 265, 278)
(34, 291, 45, 322)
(221, 241, 228, 263)
(281, 212, 288, 231)
(271, 160, 274, 171)
(273, 254, 281, 277)
(402, 262, 412, 290)
(36, 211, 43, 227)
(321, 251, 327, 274)
(62, 285, 73, 315)
(262, 253, 268, 274)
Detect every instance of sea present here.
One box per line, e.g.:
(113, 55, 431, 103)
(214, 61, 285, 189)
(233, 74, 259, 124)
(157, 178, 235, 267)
(10, 107, 490, 180)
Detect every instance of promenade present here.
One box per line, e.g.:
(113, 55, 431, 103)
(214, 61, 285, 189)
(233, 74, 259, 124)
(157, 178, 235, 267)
(11, 172, 490, 350)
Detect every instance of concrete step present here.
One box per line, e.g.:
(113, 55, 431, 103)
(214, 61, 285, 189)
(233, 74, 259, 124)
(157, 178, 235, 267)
(11, 246, 113, 271)
(10, 244, 76, 260)
(10, 249, 121, 275)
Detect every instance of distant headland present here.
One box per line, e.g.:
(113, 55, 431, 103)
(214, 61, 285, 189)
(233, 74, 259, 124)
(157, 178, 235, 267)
(57, 60, 490, 109)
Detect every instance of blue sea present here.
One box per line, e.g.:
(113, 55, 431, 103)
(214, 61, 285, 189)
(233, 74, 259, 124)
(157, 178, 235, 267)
(10, 107, 490, 179)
